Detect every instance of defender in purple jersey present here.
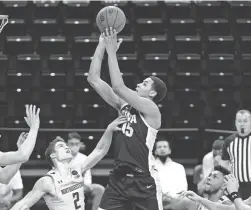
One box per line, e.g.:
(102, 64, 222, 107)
(88, 28, 167, 210)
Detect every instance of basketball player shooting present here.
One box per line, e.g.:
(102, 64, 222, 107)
(0, 105, 40, 185)
(88, 27, 167, 210)
(10, 116, 126, 210)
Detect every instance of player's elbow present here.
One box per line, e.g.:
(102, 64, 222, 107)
(19, 151, 29, 163)
(87, 75, 95, 85)
(113, 84, 124, 95)
(87, 76, 100, 88)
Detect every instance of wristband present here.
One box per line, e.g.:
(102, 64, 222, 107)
(229, 192, 240, 202)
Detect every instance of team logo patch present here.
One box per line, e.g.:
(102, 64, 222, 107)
(71, 170, 80, 179)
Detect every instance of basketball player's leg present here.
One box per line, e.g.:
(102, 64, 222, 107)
(132, 194, 163, 210)
(99, 183, 130, 210)
(131, 174, 163, 210)
(89, 183, 105, 210)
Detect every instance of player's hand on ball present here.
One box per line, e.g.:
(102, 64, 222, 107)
(108, 116, 127, 131)
(224, 174, 239, 194)
(103, 27, 122, 54)
(24, 105, 40, 130)
(17, 132, 28, 149)
(181, 191, 201, 202)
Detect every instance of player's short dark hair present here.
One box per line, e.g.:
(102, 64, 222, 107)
(45, 137, 65, 167)
(212, 139, 224, 150)
(68, 132, 81, 141)
(149, 76, 167, 102)
(153, 138, 172, 153)
(214, 165, 231, 176)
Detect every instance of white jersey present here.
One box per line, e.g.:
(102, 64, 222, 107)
(197, 195, 230, 210)
(43, 166, 85, 210)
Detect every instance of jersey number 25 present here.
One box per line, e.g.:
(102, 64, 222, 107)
(122, 122, 133, 137)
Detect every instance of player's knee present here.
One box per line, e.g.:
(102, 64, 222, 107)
(91, 184, 105, 195)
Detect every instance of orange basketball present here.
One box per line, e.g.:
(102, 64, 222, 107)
(96, 6, 126, 33)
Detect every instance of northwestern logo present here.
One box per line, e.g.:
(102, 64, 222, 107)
(61, 183, 83, 195)
(71, 170, 80, 179)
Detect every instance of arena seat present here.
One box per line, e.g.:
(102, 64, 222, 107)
(236, 19, 251, 36)
(206, 54, 236, 73)
(136, 18, 165, 36)
(174, 89, 201, 103)
(63, 19, 92, 37)
(165, 2, 192, 19)
(207, 36, 235, 54)
(240, 36, 251, 53)
(64, 1, 91, 19)
(202, 19, 230, 36)
(5, 36, 33, 55)
(2, 1, 30, 20)
(6, 70, 33, 89)
(171, 116, 200, 128)
(174, 35, 201, 53)
(175, 54, 201, 73)
(133, 1, 163, 19)
(230, 1, 251, 18)
(117, 53, 138, 73)
(3, 19, 26, 36)
(72, 36, 98, 56)
(174, 72, 201, 89)
(169, 19, 198, 36)
(31, 19, 59, 37)
(140, 35, 168, 54)
(143, 54, 169, 73)
(38, 36, 68, 55)
(197, 1, 227, 19)
(40, 72, 66, 89)
(41, 88, 66, 103)
(33, 1, 61, 20)
(16, 54, 41, 73)
(47, 54, 73, 73)
(241, 53, 251, 72)
(116, 35, 135, 54)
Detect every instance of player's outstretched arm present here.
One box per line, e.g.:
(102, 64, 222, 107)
(81, 116, 127, 173)
(0, 105, 40, 166)
(10, 176, 51, 210)
(103, 28, 159, 117)
(183, 191, 236, 210)
(0, 133, 28, 184)
(163, 193, 197, 210)
(87, 35, 125, 111)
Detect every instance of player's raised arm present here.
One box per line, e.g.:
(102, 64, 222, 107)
(0, 105, 40, 166)
(81, 116, 127, 173)
(0, 133, 28, 184)
(103, 28, 164, 118)
(10, 176, 51, 210)
(87, 35, 125, 111)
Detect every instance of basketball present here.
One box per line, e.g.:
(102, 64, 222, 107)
(96, 6, 126, 33)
